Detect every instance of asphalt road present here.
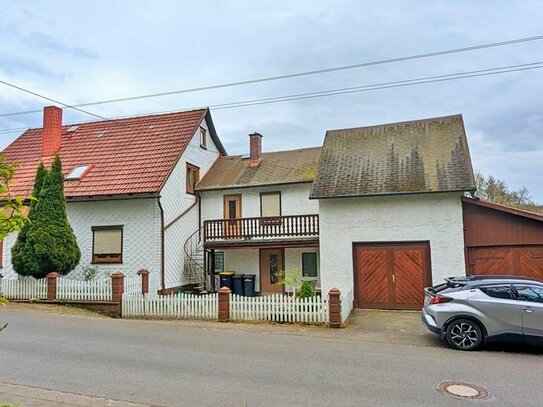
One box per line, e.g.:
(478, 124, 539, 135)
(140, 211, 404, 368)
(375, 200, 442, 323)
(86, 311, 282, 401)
(1, 305, 542, 406)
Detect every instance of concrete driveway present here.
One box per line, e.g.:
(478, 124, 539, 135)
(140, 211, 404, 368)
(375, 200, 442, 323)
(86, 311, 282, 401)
(344, 308, 444, 348)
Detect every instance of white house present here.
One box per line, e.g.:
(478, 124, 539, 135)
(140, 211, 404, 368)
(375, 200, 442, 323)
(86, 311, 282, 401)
(1, 106, 226, 293)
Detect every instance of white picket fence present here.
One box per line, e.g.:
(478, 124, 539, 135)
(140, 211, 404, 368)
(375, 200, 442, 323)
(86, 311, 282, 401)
(341, 287, 354, 323)
(57, 277, 112, 301)
(122, 293, 218, 319)
(1, 277, 47, 300)
(230, 294, 329, 323)
(124, 275, 142, 295)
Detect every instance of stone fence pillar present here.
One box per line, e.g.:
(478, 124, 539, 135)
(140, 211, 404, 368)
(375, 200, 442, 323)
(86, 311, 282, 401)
(218, 286, 231, 322)
(137, 268, 149, 295)
(328, 288, 342, 328)
(111, 271, 125, 303)
(46, 272, 60, 300)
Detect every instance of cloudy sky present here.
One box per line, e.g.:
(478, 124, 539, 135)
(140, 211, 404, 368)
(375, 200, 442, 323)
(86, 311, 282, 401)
(1, 1, 542, 200)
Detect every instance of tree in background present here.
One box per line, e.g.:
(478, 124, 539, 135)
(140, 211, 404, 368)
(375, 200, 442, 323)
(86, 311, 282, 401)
(0, 155, 29, 239)
(12, 155, 80, 278)
(475, 172, 539, 212)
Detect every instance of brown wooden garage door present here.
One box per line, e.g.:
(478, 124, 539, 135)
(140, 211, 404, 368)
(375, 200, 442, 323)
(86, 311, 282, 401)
(353, 242, 432, 310)
(467, 246, 543, 280)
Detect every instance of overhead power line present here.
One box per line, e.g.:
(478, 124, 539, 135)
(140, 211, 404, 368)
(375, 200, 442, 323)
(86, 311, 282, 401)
(0, 79, 108, 120)
(1, 34, 542, 119)
(0, 60, 540, 135)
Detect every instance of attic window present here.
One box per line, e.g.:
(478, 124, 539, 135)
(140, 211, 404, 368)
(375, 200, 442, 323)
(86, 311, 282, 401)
(66, 165, 90, 181)
(67, 125, 79, 132)
(97, 130, 107, 137)
(200, 126, 207, 149)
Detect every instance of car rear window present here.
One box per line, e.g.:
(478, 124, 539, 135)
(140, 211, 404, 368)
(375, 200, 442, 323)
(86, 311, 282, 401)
(429, 282, 465, 294)
(480, 285, 513, 299)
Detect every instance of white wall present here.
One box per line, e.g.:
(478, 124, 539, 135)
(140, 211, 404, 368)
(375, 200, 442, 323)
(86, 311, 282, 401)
(161, 115, 221, 288)
(1, 197, 161, 280)
(220, 247, 319, 292)
(200, 182, 318, 222)
(318, 192, 466, 297)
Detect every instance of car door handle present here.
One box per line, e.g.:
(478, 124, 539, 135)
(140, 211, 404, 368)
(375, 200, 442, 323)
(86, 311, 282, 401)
(522, 307, 534, 313)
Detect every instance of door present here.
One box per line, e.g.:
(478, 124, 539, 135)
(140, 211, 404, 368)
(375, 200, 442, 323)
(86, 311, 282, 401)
(354, 242, 431, 310)
(467, 246, 543, 280)
(514, 285, 543, 338)
(260, 248, 284, 294)
(223, 195, 242, 238)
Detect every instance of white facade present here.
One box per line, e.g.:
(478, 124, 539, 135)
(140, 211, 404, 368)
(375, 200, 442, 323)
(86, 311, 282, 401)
(1, 197, 161, 281)
(200, 182, 318, 221)
(160, 116, 221, 288)
(318, 192, 466, 298)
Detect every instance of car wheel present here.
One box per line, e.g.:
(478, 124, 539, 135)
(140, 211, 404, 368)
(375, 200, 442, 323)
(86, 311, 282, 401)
(445, 318, 483, 351)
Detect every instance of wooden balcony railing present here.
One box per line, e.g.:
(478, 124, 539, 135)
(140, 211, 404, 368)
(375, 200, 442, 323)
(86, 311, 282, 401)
(203, 214, 319, 241)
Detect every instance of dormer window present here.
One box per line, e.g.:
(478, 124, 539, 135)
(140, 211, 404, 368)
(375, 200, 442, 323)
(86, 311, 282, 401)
(66, 165, 90, 181)
(200, 126, 207, 149)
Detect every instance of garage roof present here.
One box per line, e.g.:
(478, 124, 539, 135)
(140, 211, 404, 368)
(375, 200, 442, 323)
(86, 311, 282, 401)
(310, 114, 476, 199)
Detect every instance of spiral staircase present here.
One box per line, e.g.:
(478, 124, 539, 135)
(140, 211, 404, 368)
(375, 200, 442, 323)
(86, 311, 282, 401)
(183, 227, 214, 292)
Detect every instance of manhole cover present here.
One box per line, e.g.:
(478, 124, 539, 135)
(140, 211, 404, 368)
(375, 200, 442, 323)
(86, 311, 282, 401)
(436, 381, 489, 400)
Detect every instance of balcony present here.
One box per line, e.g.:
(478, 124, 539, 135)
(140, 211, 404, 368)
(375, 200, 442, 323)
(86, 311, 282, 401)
(203, 214, 319, 247)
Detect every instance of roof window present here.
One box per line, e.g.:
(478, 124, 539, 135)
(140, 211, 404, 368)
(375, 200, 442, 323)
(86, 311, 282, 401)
(67, 125, 79, 132)
(97, 130, 107, 137)
(66, 165, 90, 181)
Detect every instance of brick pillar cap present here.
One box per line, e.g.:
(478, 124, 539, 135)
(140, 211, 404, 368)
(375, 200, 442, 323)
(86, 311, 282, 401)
(329, 288, 341, 295)
(46, 272, 60, 278)
(137, 269, 149, 275)
(111, 271, 125, 278)
(218, 286, 231, 293)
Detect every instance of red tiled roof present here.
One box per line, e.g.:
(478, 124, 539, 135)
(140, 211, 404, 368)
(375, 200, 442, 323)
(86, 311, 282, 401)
(3, 108, 218, 198)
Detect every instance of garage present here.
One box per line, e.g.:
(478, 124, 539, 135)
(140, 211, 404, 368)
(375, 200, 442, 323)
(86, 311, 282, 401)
(463, 197, 543, 280)
(353, 242, 432, 310)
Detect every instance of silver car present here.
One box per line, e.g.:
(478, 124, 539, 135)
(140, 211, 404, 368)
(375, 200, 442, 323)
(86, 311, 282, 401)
(422, 275, 543, 351)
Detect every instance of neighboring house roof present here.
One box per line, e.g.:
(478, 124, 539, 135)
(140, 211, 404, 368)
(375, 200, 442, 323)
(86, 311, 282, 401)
(3, 108, 226, 199)
(310, 114, 476, 199)
(197, 146, 321, 191)
(462, 196, 543, 222)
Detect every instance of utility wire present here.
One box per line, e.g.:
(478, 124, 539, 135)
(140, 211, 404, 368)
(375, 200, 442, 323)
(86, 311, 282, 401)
(0, 60, 541, 134)
(0, 79, 108, 120)
(1, 34, 542, 118)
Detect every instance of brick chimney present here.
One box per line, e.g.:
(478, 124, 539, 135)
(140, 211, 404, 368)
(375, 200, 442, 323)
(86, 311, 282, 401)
(249, 132, 262, 167)
(42, 106, 62, 157)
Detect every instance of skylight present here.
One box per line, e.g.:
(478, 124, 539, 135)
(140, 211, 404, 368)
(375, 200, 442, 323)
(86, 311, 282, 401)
(67, 125, 79, 132)
(97, 130, 107, 137)
(66, 165, 90, 181)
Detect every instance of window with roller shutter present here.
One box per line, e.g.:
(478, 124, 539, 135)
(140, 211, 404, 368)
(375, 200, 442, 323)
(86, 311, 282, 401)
(92, 226, 123, 263)
(260, 192, 281, 225)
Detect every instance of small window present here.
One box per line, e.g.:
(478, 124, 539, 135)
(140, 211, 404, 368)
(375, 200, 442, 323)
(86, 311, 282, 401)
(92, 226, 123, 264)
(260, 192, 281, 217)
(302, 252, 318, 278)
(66, 165, 90, 181)
(214, 252, 224, 273)
(200, 127, 207, 149)
(186, 163, 200, 194)
(515, 286, 543, 303)
(480, 285, 513, 300)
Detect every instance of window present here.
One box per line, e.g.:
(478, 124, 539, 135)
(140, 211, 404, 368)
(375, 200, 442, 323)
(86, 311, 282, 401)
(480, 285, 513, 300)
(200, 126, 207, 149)
(515, 286, 543, 303)
(302, 252, 318, 279)
(260, 192, 281, 217)
(186, 163, 200, 194)
(92, 226, 123, 263)
(66, 165, 90, 181)
(214, 252, 224, 273)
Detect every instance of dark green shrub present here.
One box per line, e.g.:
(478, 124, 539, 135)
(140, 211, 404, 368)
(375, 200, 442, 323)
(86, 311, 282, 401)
(297, 281, 315, 298)
(12, 155, 80, 278)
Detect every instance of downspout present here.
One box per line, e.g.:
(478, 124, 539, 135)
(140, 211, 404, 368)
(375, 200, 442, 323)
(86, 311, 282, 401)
(157, 197, 166, 292)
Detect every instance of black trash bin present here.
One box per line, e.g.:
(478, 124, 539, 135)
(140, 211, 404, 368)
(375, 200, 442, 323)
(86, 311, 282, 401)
(232, 274, 244, 295)
(219, 271, 235, 289)
(243, 274, 256, 297)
